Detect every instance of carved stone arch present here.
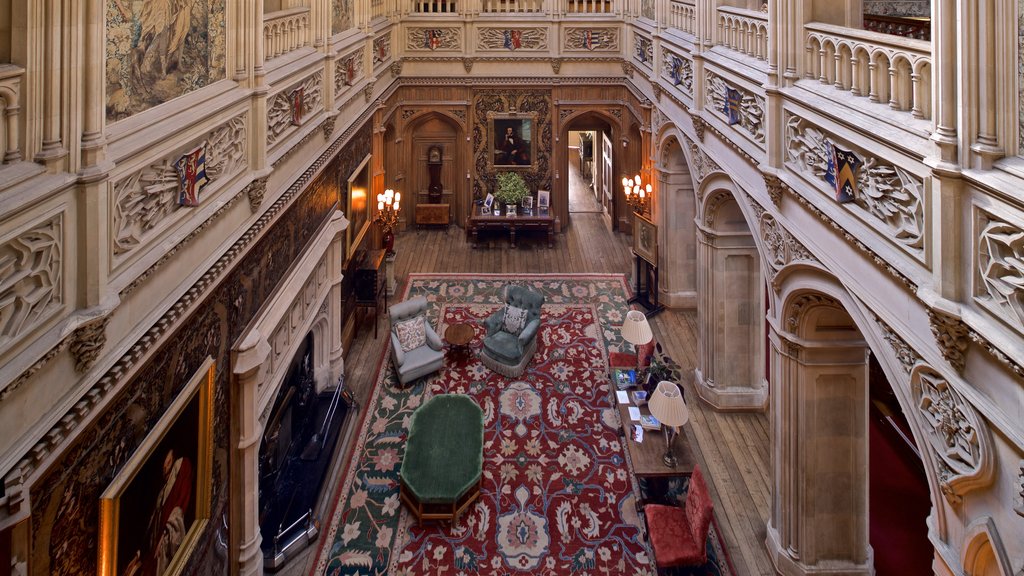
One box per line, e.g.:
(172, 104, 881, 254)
(652, 128, 697, 308)
(559, 107, 623, 135)
(401, 108, 467, 134)
(962, 517, 1014, 576)
(909, 364, 994, 507)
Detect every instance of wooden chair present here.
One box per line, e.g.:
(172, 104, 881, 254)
(643, 464, 714, 571)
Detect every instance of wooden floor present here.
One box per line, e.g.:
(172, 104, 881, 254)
(287, 212, 774, 575)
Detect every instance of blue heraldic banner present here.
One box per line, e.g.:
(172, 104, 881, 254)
(831, 144, 860, 203)
(724, 88, 743, 125)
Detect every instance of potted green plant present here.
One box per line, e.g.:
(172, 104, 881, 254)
(494, 172, 530, 216)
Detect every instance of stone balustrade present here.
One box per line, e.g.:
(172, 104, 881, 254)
(565, 0, 612, 14)
(717, 6, 768, 61)
(413, 0, 458, 13)
(263, 8, 311, 62)
(805, 22, 932, 120)
(669, 0, 696, 36)
(481, 0, 545, 13)
(0, 64, 24, 165)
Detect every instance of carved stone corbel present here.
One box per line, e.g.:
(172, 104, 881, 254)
(691, 115, 706, 142)
(763, 173, 784, 207)
(928, 308, 969, 373)
(550, 58, 562, 74)
(321, 116, 336, 141)
(69, 315, 110, 373)
(621, 61, 634, 78)
(650, 83, 662, 102)
(246, 177, 268, 213)
(363, 82, 375, 103)
(390, 61, 402, 76)
(463, 57, 474, 73)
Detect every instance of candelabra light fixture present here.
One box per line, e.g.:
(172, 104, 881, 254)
(374, 188, 401, 255)
(622, 173, 651, 214)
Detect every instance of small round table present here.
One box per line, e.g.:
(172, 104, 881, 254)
(444, 323, 474, 359)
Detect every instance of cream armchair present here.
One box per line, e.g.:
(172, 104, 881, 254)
(388, 296, 445, 386)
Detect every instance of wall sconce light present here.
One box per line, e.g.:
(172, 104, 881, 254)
(622, 173, 650, 214)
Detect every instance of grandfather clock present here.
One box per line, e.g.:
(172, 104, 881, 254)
(427, 145, 443, 203)
(416, 144, 450, 226)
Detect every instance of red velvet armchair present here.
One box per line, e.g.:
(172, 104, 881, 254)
(643, 464, 714, 569)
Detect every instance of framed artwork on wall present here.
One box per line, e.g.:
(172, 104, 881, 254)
(99, 357, 215, 576)
(489, 112, 538, 170)
(633, 213, 658, 265)
(346, 154, 372, 260)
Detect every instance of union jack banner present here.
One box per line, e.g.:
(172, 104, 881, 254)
(290, 87, 304, 125)
(832, 144, 860, 203)
(724, 87, 743, 125)
(175, 145, 209, 207)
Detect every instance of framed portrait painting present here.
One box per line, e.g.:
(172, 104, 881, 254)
(633, 213, 658, 265)
(99, 358, 215, 576)
(346, 154, 372, 260)
(489, 113, 537, 170)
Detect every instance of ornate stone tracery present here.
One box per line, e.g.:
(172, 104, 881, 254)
(874, 315, 921, 373)
(268, 73, 323, 148)
(785, 292, 840, 331)
(910, 365, 993, 505)
(114, 113, 249, 257)
(633, 35, 653, 66)
(477, 28, 548, 51)
(705, 72, 765, 144)
(0, 214, 64, 354)
(662, 51, 693, 96)
(749, 200, 817, 277)
(335, 50, 364, 93)
(785, 114, 925, 254)
(684, 136, 724, 188)
(977, 214, 1024, 329)
(928, 308, 970, 373)
(406, 27, 462, 51)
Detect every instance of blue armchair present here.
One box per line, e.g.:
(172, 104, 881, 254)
(389, 296, 445, 386)
(480, 286, 545, 377)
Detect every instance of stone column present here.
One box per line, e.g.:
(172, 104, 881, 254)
(766, 322, 872, 576)
(657, 162, 697, 309)
(231, 334, 271, 576)
(694, 224, 766, 410)
(329, 211, 349, 385)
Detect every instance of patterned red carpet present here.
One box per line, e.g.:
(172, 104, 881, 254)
(313, 275, 733, 575)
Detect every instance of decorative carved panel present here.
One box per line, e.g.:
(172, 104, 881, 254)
(564, 28, 619, 51)
(705, 72, 765, 145)
(784, 113, 925, 255)
(663, 51, 693, 97)
(268, 73, 323, 147)
(477, 28, 548, 51)
(0, 213, 64, 353)
(406, 27, 462, 51)
(683, 136, 724, 189)
(335, 49, 364, 93)
(977, 212, 1024, 329)
(633, 34, 653, 67)
(373, 32, 392, 66)
(749, 201, 817, 276)
(113, 113, 248, 257)
(910, 365, 993, 505)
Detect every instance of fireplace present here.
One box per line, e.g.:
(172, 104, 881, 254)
(258, 334, 353, 570)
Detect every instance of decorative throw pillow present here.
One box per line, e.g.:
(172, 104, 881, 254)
(502, 305, 529, 335)
(394, 316, 426, 352)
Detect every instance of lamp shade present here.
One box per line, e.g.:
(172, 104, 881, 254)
(620, 310, 653, 346)
(648, 381, 688, 427)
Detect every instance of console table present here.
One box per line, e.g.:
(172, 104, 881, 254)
(466, 207, 557, 249)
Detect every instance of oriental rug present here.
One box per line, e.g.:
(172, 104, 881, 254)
(313, 274, 733, 576)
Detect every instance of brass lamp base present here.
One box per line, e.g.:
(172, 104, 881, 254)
(662, 426, 678, 468)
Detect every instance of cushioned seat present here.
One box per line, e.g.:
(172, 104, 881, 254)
(388, 296, 445, 386)
(479, 285, 545, 377)
(644, 464, 714, 569)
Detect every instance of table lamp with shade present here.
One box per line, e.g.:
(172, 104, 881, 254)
(620, 309, 653, 373)
(648, 380, 689, 468)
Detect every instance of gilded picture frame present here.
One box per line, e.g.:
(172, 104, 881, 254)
(489, 112, 538, 170)
(346, 154, 372, 260)
(633, 213, 658, 265)
(98, 358, 215, 576)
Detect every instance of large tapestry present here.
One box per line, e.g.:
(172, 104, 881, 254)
(333, 0, 355, 35)
(106, 0, 227, 122)
(29, 122, 371, 576)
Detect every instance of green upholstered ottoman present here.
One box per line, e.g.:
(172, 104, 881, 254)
(399, 394, 484, 526)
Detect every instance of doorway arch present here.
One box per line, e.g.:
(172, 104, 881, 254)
(560, 110, 617, 230)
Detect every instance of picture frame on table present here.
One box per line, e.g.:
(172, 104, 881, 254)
(99, 357, 215, 576)
(489, 112, 538, 170)
(482, 193, 494, 215)
(633, 213, 658, 265)
(537, 189, 550, 216)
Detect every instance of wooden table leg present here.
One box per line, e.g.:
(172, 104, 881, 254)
(472, 226, 479, 248)
(510, 226, 517, 249)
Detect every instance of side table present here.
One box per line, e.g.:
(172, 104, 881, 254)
(444, 323, 474, 360)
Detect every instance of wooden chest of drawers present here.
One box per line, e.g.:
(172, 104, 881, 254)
(415, 203, 450, 227)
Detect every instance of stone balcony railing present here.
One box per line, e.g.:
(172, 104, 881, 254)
(804, 22, 932, 120)
(0, 64, 24, 165)
(669, 0, 696, 36)
(717, 6, 768, 62)
(480, 0, 545, 13)
(264, 7, 311, 62)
